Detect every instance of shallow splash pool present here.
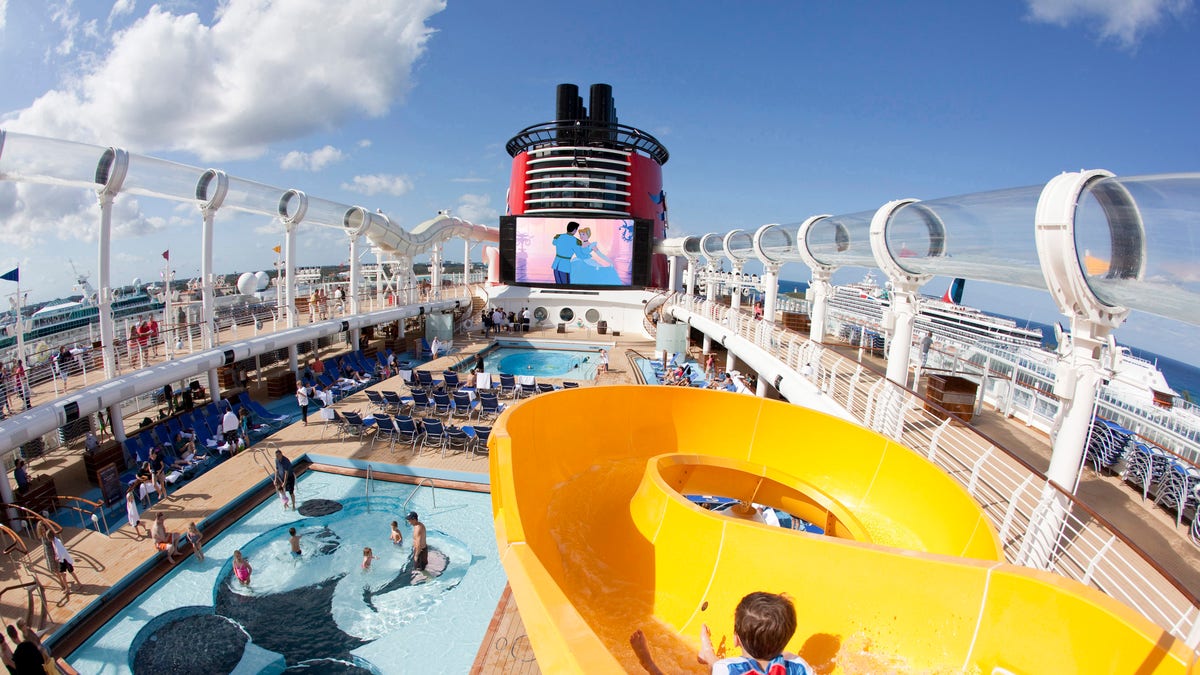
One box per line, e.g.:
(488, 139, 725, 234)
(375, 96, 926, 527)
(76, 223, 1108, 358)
(476, 340, 609, 380)
(67, 472, 504, 674)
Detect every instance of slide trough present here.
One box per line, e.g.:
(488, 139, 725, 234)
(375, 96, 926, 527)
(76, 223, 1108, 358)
(490, 386, 1196, 674)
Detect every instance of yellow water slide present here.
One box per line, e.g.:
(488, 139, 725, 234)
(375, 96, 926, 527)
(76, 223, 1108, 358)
(490, 386, 1196, 674)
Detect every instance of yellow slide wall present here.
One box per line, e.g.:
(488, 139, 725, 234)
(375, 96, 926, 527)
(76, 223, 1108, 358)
(490, 386, 1196, 674)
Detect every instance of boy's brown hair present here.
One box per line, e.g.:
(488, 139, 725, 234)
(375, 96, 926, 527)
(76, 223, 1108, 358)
(734, 592, 796, 660)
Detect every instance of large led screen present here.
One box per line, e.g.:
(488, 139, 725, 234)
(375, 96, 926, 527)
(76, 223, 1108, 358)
(501, 216, 647, 287)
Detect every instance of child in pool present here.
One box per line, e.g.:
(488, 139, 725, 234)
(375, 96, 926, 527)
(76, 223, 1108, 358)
(362, 547, 377, 571)
(289, 527, 302, 557)
(186, 522, 204, 561)
(390, 521, 403, 546)
(232, 550, 252, 586)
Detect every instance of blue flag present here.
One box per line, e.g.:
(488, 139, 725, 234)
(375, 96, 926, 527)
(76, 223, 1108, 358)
(0, 268, 17, 282)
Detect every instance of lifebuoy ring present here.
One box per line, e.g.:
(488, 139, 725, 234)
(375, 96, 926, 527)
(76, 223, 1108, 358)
(464, 320, 475, 330)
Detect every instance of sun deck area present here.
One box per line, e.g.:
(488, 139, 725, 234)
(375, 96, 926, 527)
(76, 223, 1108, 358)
(3, 313, 1200, 672)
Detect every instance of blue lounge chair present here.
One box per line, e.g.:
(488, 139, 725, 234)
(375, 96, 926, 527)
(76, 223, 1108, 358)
(409, 390, 434, 417)
(370, 415, 398, 450)
(451, 391, 478, 421)
(417, 418, 447, 455)
(443, 426, 472, 458)
(477, 392, 505, 422)
(394, 415, 420, 454)
(432, 391, 454, 417)
(442, 370, 461, 391)
(498, 374, 518, 399)
(338, 411, 371, 444)
(471, 425, 492, 458)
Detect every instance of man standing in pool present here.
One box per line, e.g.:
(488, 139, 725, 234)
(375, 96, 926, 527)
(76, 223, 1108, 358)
(406, 511, 428, 581)
(275, 450, 296, 510)
(551, 221, 589, 284)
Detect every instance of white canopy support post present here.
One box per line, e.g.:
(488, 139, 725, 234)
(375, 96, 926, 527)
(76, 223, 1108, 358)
(95, 148, 129, 380)
(869, 199, 932, 388)
(1028, 169, 1138, 569)
(796, 215, 835, 345)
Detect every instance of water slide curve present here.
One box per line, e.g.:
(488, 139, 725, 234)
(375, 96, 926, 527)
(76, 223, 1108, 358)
(491, 386, 1195, 674)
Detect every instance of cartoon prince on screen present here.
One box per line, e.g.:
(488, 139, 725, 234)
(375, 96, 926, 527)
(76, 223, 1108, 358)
(551, 220, 590, 284)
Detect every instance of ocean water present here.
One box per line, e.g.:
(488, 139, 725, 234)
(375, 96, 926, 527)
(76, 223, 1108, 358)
(777, 279, 1200, 400)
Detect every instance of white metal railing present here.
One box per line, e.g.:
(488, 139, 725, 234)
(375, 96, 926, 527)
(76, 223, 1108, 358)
(668, 295, 1200, 649)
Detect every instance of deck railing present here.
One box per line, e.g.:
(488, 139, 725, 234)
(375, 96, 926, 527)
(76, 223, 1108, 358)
(668, 295, 1200, 649)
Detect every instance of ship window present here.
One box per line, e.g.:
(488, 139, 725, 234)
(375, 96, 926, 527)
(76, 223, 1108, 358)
(559, 308, 575, 322)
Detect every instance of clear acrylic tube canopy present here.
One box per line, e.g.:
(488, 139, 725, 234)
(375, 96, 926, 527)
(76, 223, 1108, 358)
(222, 176, 288, 217)
(724, 229, 754, 262)
(302, 195, 354, 229)
(1074, 173, 1200, 324)
(884, 186, 1047, 290)
(804, 210, 874, 268)
(122, 154, 209, 203)
(700, 233, 726, 263)
(0, 131, 106, 188)
(754, 223, 802, 265)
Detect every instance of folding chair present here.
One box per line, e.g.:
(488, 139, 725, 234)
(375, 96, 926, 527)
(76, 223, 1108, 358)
(477, 392, 505, 422)
(471, 425, 492, 458)
(417, 418, 448, 455)
(452, 391, 478, 421)
(432, 391, 454, 418)
(443, 426, 472, 458)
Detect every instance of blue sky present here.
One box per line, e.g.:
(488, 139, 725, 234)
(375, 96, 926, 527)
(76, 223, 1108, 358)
(0, 0, 1197, 361)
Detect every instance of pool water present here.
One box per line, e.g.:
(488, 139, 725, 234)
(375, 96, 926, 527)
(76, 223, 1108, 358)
(482, 345, 603, 380)
(67, 472, 504, 674)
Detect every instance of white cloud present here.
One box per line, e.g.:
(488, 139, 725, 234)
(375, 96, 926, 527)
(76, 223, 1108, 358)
(107, 0, 136, 27)
(341, 174, 413, 196)
(0, 182, 158, 248)
(454, 193, 498, 224)
(1025, 0, 1192, 48)
(280, 145, 345, 171)
(7, 0, 447, 160)
(357, 139, 372, 148)
(0, 0, 8, 32)
(451, 176, 489, 183)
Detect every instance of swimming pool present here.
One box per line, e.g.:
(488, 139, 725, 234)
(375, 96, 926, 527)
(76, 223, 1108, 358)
(67, 472, 504, 674)
(476, 340, 609, 380)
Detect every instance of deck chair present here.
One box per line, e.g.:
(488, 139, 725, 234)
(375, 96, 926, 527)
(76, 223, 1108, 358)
(416, 370, 441, 393)
(536, 382, 556, 394)
(443, 426, 472, 458)
(471, 425, 492, 458)
(338, 411, 371, 444)
(381, 390, 410, 415)
(477, 392, 505, 422)
(394, 415, 420, 454)
(320, 408, 344, 439)
(561, 381, 580, 389)
(238, 392, 287, 426)
(366, 390, 388, 414)
(498, 373, 518, 399)
(152, 424, 175, 450)
(432, 391, 454, 418)
(442, 370, 461, 391)
(518, 382, 538, 399)
(417, 418, 447, 455)
(371, 415, 399, 450)
(409, 390, 434, 417)
(452, 391, 478, 421)
(418, 337, 433, 359)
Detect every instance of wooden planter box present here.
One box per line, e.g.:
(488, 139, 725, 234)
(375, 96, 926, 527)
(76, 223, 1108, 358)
(925, 374, 979, 423)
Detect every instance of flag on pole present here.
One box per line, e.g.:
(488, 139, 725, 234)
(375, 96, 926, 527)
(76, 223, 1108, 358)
(162, 250, 170, 261)
(0, 267, 17, 282)
(273, 245, 282, 254)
